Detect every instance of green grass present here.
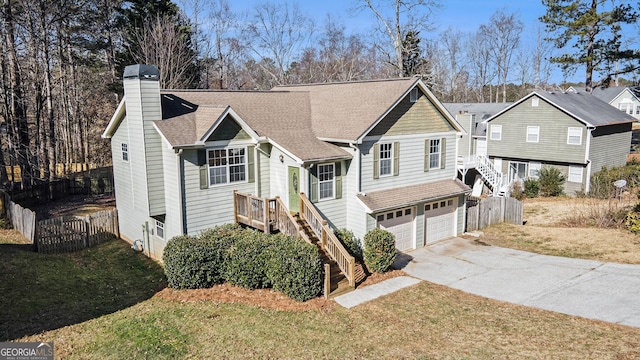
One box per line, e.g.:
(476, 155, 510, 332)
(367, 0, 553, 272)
(3, 232, 640, 358)
(0, 237, 166, 341)
(24, 283, 640, 359)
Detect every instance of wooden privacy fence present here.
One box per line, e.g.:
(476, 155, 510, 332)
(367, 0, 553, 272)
(466, 197, 523, 231)
(6, 196, 37, 242)
(36, 209, 119, 254)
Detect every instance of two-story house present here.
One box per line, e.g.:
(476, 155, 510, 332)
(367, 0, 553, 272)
(484, 90, 635, 195)
(103, 65, 469, 259)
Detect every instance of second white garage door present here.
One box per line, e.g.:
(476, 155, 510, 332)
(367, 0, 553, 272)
(425, 198, 456, 245)
(377, 207, 415, 252)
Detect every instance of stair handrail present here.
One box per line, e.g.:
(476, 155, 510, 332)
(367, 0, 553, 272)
(299, 193, 355, 288)
(273, 196, 302, 238)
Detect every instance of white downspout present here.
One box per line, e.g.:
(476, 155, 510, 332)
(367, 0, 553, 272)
(585, 128, 593, 193)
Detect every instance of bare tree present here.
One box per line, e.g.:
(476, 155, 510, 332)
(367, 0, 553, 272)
(478, 9, 523, 102)
(242, 1, 314, 85)
(438, 28, 468, 102)
(467, 30, 496, 102)
(354, 0, 441, 77)
(131, 15, 199, 89)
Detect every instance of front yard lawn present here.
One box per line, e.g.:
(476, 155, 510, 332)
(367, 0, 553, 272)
(2, 229, 639, 358)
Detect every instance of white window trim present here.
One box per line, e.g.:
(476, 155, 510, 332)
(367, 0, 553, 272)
(378, 142, 393, 177)
(317, 162, 335, 201)
(567, 127, 582, 145)
(490, 124, 502, 141)
(568, 165, 583, 183)
(429, 139, 441, 170)
(155, 220, 164, 239)
(526, 126, 540, 143)
(207, 146, 248, 187)
(121, 143, 129, 162)
(529, 162, 541, 178)
(532, 98, 539, 107)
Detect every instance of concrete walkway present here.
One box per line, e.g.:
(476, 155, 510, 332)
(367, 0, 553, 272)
(336, 237, 640, 328)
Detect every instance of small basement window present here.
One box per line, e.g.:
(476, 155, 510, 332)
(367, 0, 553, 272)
(155, 220, 164, 239)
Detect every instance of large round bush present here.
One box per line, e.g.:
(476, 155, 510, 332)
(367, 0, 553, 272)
(363, 228, 397, 273)
(225, 231, 273, 289)
(336, 228, 362, 261)
(266, 234, 323, 302)
(163, 235, 222, 289)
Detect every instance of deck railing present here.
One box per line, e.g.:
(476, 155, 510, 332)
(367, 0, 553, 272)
(233, 190, 272, 233)
(273, 196, 301, 238)
(299, 193, 355, 288)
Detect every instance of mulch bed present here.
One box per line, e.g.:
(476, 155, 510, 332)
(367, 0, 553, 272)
(156, 269, 407, 311)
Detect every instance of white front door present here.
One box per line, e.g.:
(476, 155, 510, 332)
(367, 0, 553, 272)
(377, 207, 415, 251)
(424, 198, 457, 245)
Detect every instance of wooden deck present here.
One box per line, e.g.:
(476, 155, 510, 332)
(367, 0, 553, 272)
(233, 190, 356, 298)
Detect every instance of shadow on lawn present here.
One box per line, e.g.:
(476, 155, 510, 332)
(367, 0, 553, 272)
(0, 239, 166, 341)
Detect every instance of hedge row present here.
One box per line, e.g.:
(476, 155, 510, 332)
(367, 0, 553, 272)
(163, 224, 323, 302)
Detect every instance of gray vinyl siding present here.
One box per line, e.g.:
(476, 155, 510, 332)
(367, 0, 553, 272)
(360, 133, 457, 193)
(313, 160, 347, 230)
(345, 152, 367, 241)
(161, 140, 182, 240)
(589, 123, 632, 176)
(487, 96, 587, 164)
(268, 147, 299, 204)
(456, 114, 474, 157)
(258, 144, 271, 198)
(182, 148, 255, 235)
(111, 115, 147, 244)
(145, 122, 165, 216)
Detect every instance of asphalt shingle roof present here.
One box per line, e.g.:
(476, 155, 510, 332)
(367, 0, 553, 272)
(356, 179, 470, 213)
(156, 90, 351, 162)
(444, 102, 513, 136)
(273, 78, 419, 141)
(534, 91, 636, 127)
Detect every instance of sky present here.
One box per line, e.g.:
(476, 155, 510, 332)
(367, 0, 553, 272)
(180, 0, 640, 85)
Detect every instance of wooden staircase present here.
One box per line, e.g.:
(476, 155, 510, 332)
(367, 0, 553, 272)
(234, 191, 359, 298)
(295, 215, 364, 298)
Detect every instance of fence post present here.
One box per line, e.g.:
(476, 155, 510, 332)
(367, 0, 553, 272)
(233, 190, 238, 224)
(263, 197, 270, 234)
(324, 263, 330, 299)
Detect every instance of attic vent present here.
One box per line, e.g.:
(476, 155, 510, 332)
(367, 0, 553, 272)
(531, 98, 539, 107)
(410, 88, 419, 103)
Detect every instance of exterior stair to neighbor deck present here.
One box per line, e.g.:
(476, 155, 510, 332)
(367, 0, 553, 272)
(460, 155, 510, 197)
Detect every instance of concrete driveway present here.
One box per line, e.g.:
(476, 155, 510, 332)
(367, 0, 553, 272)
(398, 237, 640, 328)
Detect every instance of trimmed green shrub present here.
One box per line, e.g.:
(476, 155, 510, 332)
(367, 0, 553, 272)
(335, 228, 362, 261)
(539, 166, 565, 197)
(266, 234, 323, 302)
(524, 178, 540, 198)
(163, 235, 222, 289)
(225, 231, 273, 289)
(363, 228, 397, 273)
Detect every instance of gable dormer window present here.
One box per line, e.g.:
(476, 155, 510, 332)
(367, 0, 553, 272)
(410, 88, 419, 103)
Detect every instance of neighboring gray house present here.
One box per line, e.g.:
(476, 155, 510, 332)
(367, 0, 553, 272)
(444, 103, 512, 187)
(569, 86, 640, 120)
(103, 65, 469, 260)
(484, 91, 635, 195)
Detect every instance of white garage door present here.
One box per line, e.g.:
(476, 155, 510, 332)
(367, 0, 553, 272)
(425, 198, 457, 245)
(376, 207, 415, 251)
